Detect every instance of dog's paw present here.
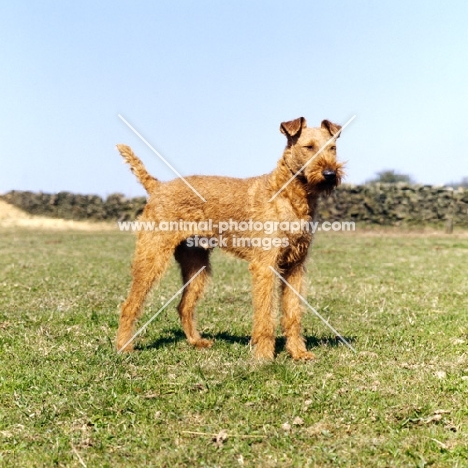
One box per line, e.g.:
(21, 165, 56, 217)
(117, 345, 134, 353)
(194, 338, 214, 349)
(291, 350, 316, 361)
(253, 343, 275, 361)
(116, 339, 135, 353)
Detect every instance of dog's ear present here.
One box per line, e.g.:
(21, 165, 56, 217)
(321, 120, 342, 138)
(280, 117, 306, 139)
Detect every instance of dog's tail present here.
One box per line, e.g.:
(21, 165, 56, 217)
(116, 144, 159, 193)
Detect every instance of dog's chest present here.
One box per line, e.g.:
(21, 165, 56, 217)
(279, 230, 312, 267)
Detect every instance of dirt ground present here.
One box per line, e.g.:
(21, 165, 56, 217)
(0, 200, 114, 231)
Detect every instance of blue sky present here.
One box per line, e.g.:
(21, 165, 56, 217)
(1, 1, 467, 197)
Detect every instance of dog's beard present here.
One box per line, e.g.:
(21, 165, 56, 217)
(301, 174, 340, 196)
(318, 182, 339, 196)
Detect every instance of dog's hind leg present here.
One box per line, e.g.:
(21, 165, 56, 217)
(174, 242, 213, 349)
(280, 263, 315, 360)
(116, 233, 174, 352)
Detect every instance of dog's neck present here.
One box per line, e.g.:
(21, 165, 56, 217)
(283, 157, 307, 184)
(267, 148, 317, 220)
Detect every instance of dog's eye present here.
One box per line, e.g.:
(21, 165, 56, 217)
(330, 146, 336, 151)
(304, 145, 314, 150)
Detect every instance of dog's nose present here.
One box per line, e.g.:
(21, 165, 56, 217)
(322, 170, 336, 182)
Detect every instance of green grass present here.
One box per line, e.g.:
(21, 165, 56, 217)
(1, 226, 467, 467)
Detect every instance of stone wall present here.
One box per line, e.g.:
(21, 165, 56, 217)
(1, 191, 146, 222)
(1, 184, 467, 226)
(319, 184, 468, 225)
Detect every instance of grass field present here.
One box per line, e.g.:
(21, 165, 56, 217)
(0, 224, 467, 467)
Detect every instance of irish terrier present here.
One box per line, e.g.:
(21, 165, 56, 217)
(116, 117, 344, 360)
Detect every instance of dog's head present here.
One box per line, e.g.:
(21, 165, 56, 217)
(280, 117, 345, 195)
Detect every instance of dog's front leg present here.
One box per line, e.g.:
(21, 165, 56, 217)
(249, 262, 278, 360)
(280, 264, 315, 361)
